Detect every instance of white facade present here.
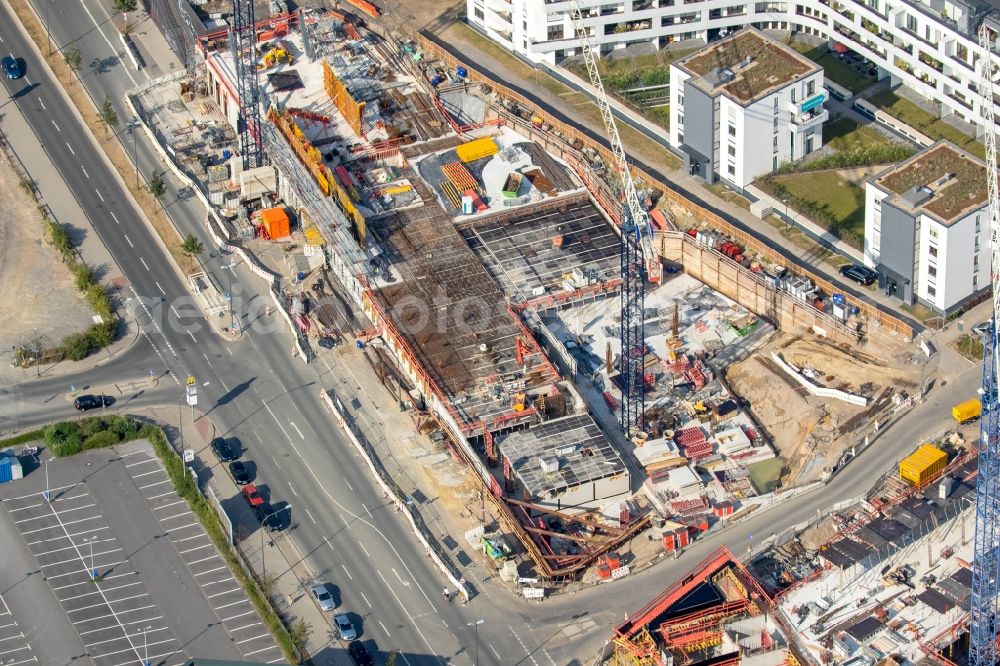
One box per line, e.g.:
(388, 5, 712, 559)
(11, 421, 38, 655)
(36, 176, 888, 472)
(864, 143, 988, 313)
(467, 0, 1000, 133)
(668, 29, 827, 187)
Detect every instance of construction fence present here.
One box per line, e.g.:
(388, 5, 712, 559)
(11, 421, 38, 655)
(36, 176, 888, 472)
(413, 34, 915, 343)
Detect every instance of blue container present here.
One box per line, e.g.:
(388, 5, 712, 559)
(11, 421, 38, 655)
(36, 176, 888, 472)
(430, 75, 444, 87)
(297, 271, 306, 281)
(0, 458, 13, 484)
(456, 66, 468, 78)
(222, 149, 232, 160)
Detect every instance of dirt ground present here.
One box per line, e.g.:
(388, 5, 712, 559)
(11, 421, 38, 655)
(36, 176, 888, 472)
(726, 331, 925, 486)
(0, 166, 93, 362)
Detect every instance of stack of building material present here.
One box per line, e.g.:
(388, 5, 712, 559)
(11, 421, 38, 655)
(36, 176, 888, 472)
(683, 441, 714, 460)
(668, 465, 703, 496)
(716, 427, 753, 457)
(671, 496, 709, 516)
(661, 521, 690, 551)
(633, 438, 686, 473)
(685, 364, 706, 389)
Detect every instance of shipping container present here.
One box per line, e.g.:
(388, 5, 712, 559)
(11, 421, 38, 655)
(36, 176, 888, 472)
(899, 444, 947, 487)
(952, 398, 981, 424)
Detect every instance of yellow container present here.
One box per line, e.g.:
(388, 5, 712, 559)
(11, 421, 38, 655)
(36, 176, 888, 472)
(455, 137, 498, 163)
(899, 444, 947, 487)
(951, 398, 981, 423)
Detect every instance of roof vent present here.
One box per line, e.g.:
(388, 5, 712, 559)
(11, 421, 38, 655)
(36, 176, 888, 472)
(935, 173, 955, 187)
(719, 67, 735, 82)
(736, 56, 753, 69)
(539, 457, 560, 473)
(555, 445, 577, 456)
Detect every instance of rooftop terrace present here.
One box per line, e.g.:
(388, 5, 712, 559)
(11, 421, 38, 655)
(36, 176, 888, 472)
(676, 27, 818, 104)
(872, 141, 987, 225)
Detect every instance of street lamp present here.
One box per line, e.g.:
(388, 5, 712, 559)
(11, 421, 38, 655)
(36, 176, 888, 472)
(82, 535, 99, 581)
(467, 619, 484, 666)
(127, 118, 141, 189)
(45, 0, 52, 55)
(783, 198, 789, 230)
(261, 505, 292, 579)
(224, 261, 238, 333)
(140, 624, 152, 666)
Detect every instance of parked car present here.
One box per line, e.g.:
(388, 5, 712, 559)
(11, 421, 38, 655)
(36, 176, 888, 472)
(348, 641, 374, 666)
(318, 336, 340, 350)
(310, 583, 337, 612)
(242, 483, 264, 507)
(1, 56, 22, 80)
(334, 614, 357, 641)
(74, 395, 113, 411)
(839, 264, 878, 286)
(255, 503, 284, 532)
(210, 437, 238, 462)
(229, 461, 252, 485)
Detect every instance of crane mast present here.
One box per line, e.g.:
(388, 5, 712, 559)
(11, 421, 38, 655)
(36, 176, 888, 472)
(970, 21, 1000, 666)
(567, 1, 654, 435)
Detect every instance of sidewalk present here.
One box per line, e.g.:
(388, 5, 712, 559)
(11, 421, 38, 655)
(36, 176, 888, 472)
(140, 404, 345, 664)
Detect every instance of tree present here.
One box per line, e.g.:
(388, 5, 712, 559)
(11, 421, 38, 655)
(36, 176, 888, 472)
(147, 170, 166, 208)
(181, 233, 204, 258)
(113, 0, 137, 11)
(288, 618, 312, 652)
(385, 653, 398, 666)
(63, 48, 82, 78)
(98, 96, 119, 138)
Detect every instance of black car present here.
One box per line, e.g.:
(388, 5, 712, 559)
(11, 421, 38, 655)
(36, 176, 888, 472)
(255, 503, 285, 532)
(229, 460, 252, 485)
(210, 437, 238, 462)
(348, 641, 374, 666)
(839, 264, 878, 286)
(74, 395, 113, 411)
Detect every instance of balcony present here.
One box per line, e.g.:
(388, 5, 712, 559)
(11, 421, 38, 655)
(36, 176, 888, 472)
(918, 50, 944, 72)
(950, 53, 973, 71)
(791, 107, 829, 130)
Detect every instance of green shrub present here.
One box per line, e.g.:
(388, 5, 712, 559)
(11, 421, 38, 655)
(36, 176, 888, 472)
(45, 421, 83, 457)
(60, 331, 93, 361)
(776, 144, 915, 174)
(0, 429, 44, 448)
(83, 430, 121, 450)
(108, 415, 140, 438)
(79, 416, 105, 438)
(46, 220, 74, 258)
(86, 320, 116, 349)
(86, 284, 114, 320)
(69, 261, 96, 291)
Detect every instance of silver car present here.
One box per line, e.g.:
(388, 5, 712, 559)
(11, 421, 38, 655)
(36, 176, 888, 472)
(334, 613, 357, 641)
(310, 583, 336, 612)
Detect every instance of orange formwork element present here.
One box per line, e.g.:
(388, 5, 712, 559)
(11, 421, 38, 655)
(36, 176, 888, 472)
(344, 0, 381, 17)
(322, 61, 366, 137)
(259, 208, 290, 240)
(455, 136, 498, 162)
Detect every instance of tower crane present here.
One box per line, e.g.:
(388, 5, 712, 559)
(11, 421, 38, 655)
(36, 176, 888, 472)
(567, 0, 658, 435)
(970, 21, 1000, 666)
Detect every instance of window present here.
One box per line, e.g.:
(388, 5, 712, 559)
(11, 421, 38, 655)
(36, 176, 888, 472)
(773, 155, 778, 169)
(929, 226, 937, 238)
(974, 275, 979, 287)
(975, 253, 980, 267)
(678, 132, 684, 143)
(791, 89, 797, 103)
(906, 13, 917, 32)
(928, 265, 937, 278)
(873, 199, 881, 212)
(927, 285, 936, 297)
(728, 124, 736, 136)
(547, 25, 565, 40)
(976, 215, 982, 232)
(929, 245, 938, 258)
(806, 80, 815, 96)
(678, 114, 684, 125)
(727, 164, 736, 176)
(773, 135, 778, 148)
(728, 144, 736, 157)
(773, 116, 779, 129)
(774, 96, 779, 109)
(474, 7, 484, 19)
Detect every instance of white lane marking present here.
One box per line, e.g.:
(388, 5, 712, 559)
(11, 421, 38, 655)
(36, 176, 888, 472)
(376, 570, 438, 656)
(490, 645, 501, 660)
(81, 166, 89, 178)
(78, 0, 140, 87)
(155, 281, 165, 295)
(358, 542, 370, 557)
(340, 563, 353, 581)
(289, 421, 305, 440)
(359, 591, 372, 608)
(51, 119, 60, 132)
(140, 257, 150, 271)
(95, 189, 104, 202)
(66, 142, 75, 155)
(304, 508, 316, 524)
(123, 234, 133, 248)
(362, 503, 372, 518)
(110, 211, 119, 224)
(38, 96, 45, 110)
(509, 627, 540, 666)
(287, 482, 298, 497)
(342, 476, 354, 491)
(378, 620, 391, 637)
(187, 330, 196, 342)
(170, 306, 180, 318)
(392, 567, 411, 587)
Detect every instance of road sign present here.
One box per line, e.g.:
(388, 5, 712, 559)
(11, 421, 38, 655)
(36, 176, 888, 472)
(517, 577, 539, 585)
(186, 375, 197, 386)
(186, 383, 198, 406)
(183, 449, 194, 463)
(522, 587, 544, 599)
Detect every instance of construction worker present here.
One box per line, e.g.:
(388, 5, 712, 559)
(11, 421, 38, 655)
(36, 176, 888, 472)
(442, 587, 450, 602)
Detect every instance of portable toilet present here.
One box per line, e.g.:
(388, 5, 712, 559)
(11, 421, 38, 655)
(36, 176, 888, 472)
(0, 455, 23, 483)
(461, 195, 475, 215)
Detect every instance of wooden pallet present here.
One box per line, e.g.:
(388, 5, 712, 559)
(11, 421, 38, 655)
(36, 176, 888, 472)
(441, 161, 479, 192)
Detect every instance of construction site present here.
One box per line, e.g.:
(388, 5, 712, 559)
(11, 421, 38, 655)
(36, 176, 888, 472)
(124, 5, 928, 589)
(610, 434, 977, 666)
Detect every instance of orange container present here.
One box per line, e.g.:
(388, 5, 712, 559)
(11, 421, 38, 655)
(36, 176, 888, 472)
(259, 207, 290, 240)
(596, 564, 612, 579)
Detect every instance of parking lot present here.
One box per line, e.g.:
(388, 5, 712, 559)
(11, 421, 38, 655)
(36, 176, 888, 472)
(0, 440, 282, 666)
(0, 594, 37, 666)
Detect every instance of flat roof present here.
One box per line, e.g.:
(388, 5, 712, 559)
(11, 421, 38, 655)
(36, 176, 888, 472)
(675, 27, 819, 105)
(871, 141, 988, 225)
(495, 414, 627, 498)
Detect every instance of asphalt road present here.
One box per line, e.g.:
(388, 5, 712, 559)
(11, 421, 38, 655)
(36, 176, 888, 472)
(0, 1, 986, 664)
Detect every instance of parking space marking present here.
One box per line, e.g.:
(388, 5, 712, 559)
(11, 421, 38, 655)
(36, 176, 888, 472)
(139, 480, 170, 490)
(146, 490, 175, 500)
(214, 599, 249, 611)
(20, 515, 103, 534)
(67, 594, 150, 614)
(130, 469, 164, 479)
(39, 548, 123, 569)
(172, 534, 204, 543)
(244, 645, 280, 657)
(166, 522, 201, 532)
(153, 500, 187, 512)
(35, 539, 115, 558)
(229, 622, 262, 633)
(193, 566, 227, 577)
(179, 543, 213, 555)
(159, 511, 194, 522)
(13, 502, 98, 522)
(71, 604, 156, 625)
(124, 458, 156, 468)
(91, 638, 173, 659)
(0, 646, 32, 658)
(236, 633, 272, 645)
(206, 588, 242, 599)
(220, 610, 256, 623)
(201, 577, 234, 586)
(63, 581, 142, 601)
(78, 615, 163, 636)
(26, 525, 111, 545)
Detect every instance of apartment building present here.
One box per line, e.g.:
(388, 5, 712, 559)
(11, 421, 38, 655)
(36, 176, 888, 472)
(467, 0, 1000, 134)
(864, 141, 988, 314)
(668, 28, 826, 186)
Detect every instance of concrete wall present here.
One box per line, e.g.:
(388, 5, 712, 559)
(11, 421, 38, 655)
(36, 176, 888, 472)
(877, 199, 916, 305)
(534, 471, 631, 512)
